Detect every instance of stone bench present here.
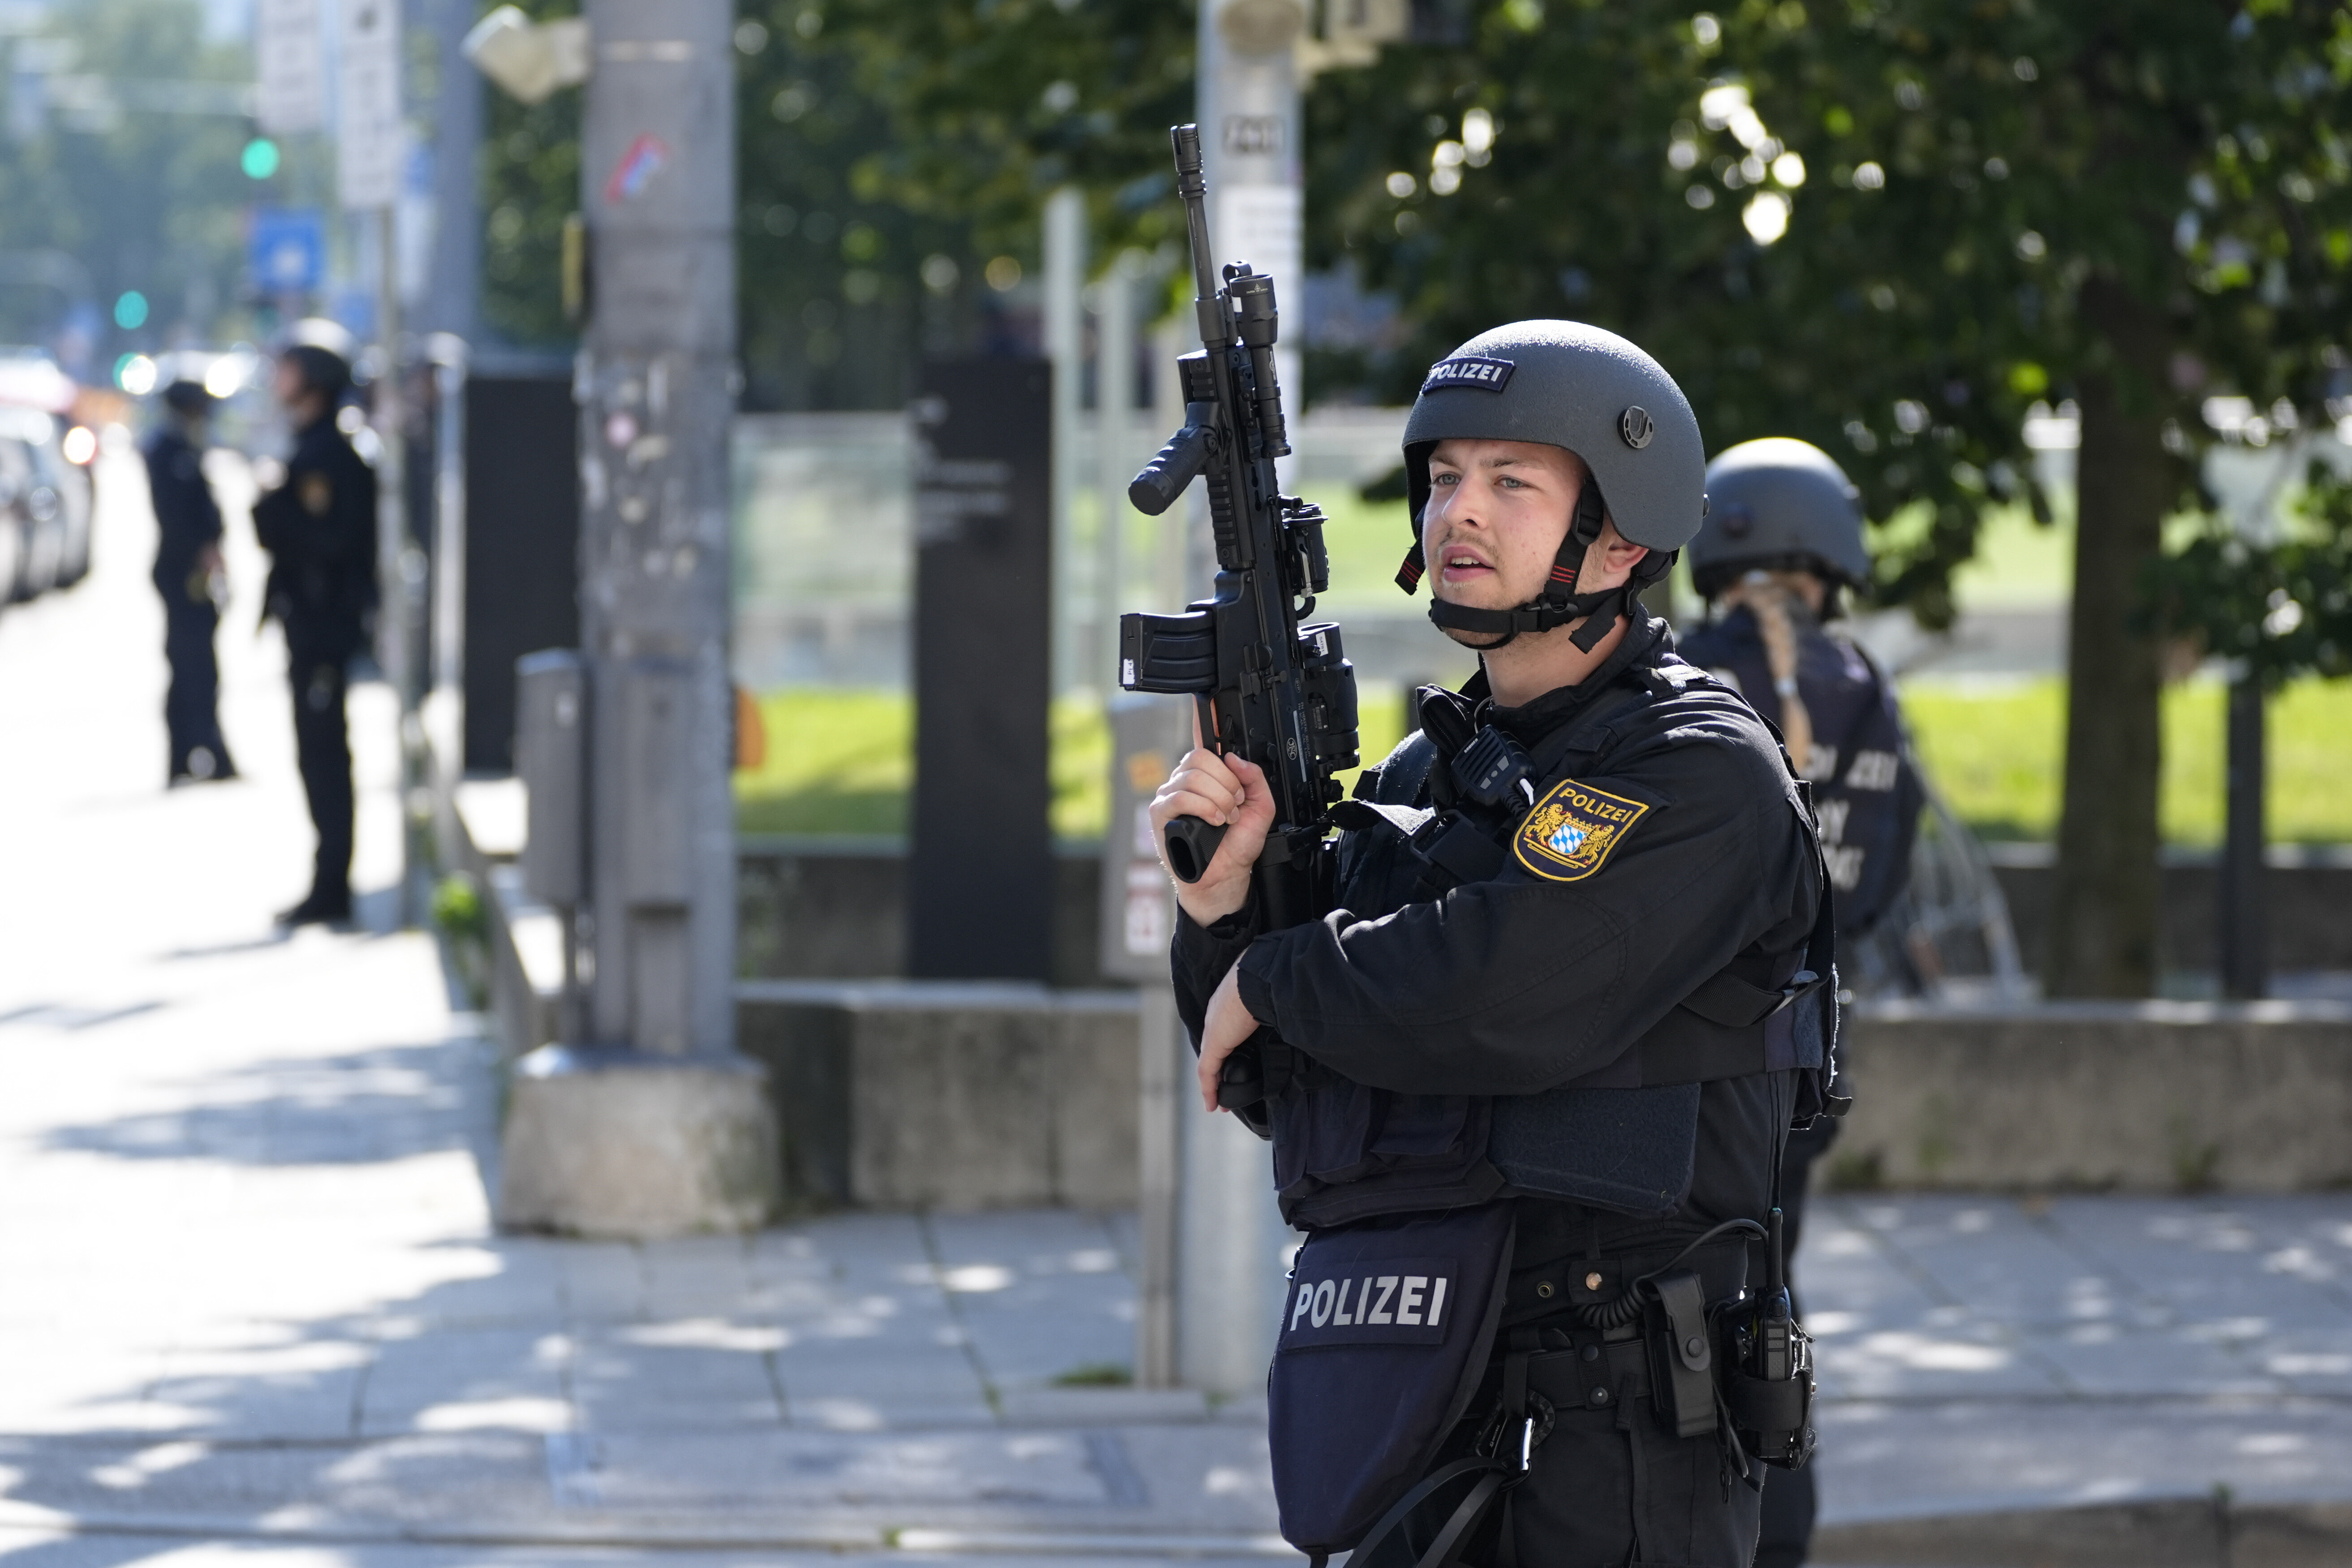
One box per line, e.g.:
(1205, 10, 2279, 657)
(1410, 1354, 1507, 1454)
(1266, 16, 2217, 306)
(735, 980, 1141, 1211)
(1838, 999, 2352, 1191)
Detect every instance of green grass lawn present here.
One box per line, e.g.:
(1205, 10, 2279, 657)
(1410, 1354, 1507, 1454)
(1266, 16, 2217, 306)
(741, 676, 2352, 847)
(1901, 674, 2352, 845)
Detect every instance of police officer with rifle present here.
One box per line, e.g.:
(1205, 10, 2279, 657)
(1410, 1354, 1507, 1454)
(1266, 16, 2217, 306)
(1122, 127, 1841, 1568)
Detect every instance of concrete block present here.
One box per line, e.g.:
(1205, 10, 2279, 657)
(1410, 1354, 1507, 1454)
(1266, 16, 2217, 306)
(498, 1047, 781, 1238)
(736, 981, 1139, 1211)
(1835, 1001, 2352, 1193)
(736, 841, 1114, 987)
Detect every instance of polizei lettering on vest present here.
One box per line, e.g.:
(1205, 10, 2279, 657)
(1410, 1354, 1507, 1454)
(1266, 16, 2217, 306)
(1279, 1258, 1459, 1349)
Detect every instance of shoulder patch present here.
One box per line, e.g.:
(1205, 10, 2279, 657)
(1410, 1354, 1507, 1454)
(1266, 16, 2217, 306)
(1514, 777, 1650, 882)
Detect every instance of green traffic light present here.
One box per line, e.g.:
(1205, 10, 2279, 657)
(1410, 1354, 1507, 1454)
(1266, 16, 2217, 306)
(241, 137, 281, 180)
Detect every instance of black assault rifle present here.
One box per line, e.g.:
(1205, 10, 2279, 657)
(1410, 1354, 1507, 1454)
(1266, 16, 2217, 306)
(1119, 125, 1362, 1103)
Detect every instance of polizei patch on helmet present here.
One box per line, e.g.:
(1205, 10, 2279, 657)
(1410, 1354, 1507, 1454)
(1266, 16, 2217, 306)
(1280, 1257, 1459, 1348)
(1514, 778, 1650, 882)
(1420, 355, 1516, 394)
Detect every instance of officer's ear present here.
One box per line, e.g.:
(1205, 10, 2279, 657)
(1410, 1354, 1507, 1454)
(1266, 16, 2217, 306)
(1594, 520, 1649, 577)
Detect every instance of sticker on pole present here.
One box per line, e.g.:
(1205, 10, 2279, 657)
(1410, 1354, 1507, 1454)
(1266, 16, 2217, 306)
(604, 134, 671, 203)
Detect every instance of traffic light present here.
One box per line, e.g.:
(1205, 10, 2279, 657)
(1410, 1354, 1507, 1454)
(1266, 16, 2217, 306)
(241, 137, 281, 179)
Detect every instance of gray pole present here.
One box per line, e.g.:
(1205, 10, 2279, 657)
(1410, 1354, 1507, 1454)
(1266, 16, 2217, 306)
(424, 0, 481, 341)
(1043, 187, 1087, 695)
(1172, 0, 1306, 1401)
(495, 0, 780, 1239)
(2219, 668, 2268, 999)
(371, 211, 418, 922)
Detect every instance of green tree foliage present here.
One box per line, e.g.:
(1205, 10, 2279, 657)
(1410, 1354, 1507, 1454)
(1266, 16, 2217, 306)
(1305, 0, 2352, 995)
(824, 0, 1198, 259)
(2145, 461, 2352, 685)
(0, 0, 276, 359)
(478, 0, 582, 348)
(735, 1, 988, 409)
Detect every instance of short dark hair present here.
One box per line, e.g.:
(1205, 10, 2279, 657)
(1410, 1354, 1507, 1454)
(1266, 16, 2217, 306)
(281, 343, 352, 399)
(161, 379, 215, 418)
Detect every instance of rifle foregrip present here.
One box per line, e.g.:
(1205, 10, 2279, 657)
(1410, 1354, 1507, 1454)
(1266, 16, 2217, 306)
(1130, 423, 1211, 517)
(1164, 815, 1227, 884)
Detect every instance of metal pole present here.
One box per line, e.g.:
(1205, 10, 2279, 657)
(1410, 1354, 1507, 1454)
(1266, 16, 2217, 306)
(372, 211, 416, 923)
(1095, 250, 1138, 686)
(1169, 0, 1306, 1400)
(424, 0, 481, 340)
(1043, 187, 1087, 694)
(425, 332, 467, 870)
(2220, 668, 2268, 999)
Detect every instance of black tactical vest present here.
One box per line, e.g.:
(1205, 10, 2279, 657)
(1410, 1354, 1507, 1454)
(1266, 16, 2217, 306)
(1262, 659, 1839, 1232)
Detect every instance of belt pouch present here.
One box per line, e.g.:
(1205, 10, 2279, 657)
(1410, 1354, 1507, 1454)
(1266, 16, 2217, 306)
(1267, 1201, 1516, 1555)
(1644, 1269, 1719, 1439)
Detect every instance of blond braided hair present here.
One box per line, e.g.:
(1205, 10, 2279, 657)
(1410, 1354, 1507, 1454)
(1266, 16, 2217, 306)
(1721, 570, 1815, 775)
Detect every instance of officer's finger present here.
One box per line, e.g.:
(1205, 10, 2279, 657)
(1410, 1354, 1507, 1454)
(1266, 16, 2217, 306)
(1222, 754, 1279, 825)
(1155, 783, 1235, 829)
(1177, 746, 1245, 798)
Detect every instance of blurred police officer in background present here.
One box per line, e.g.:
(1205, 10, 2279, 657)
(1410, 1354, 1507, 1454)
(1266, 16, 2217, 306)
(144, 379, 236, 787)
(1161, 324, 1840, 1567)
(254, 343, 377, 927)
(1678, 437, 1925, 1568)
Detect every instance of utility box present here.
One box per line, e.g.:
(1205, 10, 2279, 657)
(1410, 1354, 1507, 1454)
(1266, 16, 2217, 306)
(516, 650, 586, 907)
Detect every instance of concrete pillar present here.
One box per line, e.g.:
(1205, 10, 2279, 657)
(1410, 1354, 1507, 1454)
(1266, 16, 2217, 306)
(1168, 0, 1308, 1399)
(498, 0, 779, 1239)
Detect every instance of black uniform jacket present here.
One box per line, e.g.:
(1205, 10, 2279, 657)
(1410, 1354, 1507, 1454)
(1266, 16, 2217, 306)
(254, 414, 378, 658)
(144, 427, 222, 606)
(1678, 606, 1922, 937)
(1172, 610, 1819, 1261)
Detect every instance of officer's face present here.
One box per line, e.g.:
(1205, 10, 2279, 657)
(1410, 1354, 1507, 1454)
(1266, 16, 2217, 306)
(1422, 438, 1589, 609)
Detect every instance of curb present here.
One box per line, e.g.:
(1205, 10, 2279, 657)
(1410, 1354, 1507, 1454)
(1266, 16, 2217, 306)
(0, 1500, 1301, 1559)
(1815, 1498, 2352, 1568)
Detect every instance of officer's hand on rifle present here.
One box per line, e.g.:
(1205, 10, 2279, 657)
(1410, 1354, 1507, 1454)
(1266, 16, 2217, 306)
(1196, 964, 1266, 1112)
(1149, 745, 1276, 926)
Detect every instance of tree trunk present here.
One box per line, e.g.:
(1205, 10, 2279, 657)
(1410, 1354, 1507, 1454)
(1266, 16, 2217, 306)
(2044, 279, 2170, 997)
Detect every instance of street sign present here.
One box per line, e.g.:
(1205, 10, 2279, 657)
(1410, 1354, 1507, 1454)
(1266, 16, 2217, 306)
(249, 207, 325, 295)
(336, 0, 403, 211)
(255, 0, 325, 135)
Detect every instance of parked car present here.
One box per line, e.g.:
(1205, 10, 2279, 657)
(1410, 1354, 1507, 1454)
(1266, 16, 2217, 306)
(0, 407, 86, 600)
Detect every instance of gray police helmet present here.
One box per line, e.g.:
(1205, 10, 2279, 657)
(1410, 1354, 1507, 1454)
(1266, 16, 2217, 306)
(1690, 437, 1872, 592)
(1400, 320, 1708, 554)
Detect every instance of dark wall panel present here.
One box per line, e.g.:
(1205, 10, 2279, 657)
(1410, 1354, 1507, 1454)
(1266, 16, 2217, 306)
(464, 376, 581, 771)
(906, 358, 1053, 980)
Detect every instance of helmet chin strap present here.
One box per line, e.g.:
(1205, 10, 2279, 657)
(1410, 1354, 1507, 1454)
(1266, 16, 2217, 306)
(1400, 479, 1662, 655)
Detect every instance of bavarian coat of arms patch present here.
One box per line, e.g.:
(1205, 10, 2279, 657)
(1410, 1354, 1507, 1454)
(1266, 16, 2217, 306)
(1512, 777, 1650, 881)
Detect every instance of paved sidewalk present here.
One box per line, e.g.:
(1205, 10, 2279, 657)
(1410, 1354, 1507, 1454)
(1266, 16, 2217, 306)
(5, 446, 2352, 1568)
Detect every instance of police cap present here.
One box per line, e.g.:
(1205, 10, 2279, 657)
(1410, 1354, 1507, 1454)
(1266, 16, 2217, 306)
(1690, 437, 1872, 594)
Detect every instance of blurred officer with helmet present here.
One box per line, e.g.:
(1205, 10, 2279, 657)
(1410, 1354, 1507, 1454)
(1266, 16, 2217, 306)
(1156, 324, 1842, 1567)
(253, 340, 378, 927)
(144, 379, 237, 786)
(1678, 436, 1926, 1568)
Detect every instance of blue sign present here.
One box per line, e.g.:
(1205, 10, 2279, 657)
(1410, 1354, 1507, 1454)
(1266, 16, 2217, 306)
(249, 207, 325, 296)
